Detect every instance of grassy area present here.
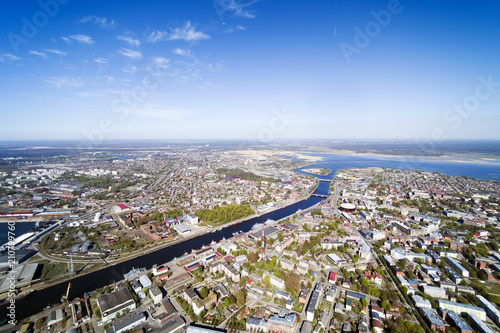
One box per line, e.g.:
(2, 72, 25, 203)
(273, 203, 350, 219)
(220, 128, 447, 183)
(41, 262, 68, 280)
(484, 281, 500, 294)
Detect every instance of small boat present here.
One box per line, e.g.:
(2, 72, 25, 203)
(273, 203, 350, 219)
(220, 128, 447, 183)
(210, 240, 216, 246)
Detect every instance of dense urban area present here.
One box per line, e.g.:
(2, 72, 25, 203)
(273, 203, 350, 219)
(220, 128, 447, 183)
(1, 148, 500, 333)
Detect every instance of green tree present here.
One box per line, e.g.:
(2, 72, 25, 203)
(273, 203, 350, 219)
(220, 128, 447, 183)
(235, 289, 246, 307)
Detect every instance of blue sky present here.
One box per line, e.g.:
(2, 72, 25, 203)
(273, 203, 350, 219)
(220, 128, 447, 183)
(1, 0, 499, 142)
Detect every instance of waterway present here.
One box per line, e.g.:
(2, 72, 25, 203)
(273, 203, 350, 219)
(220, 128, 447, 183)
(293, 153, 500, 181)
(0, 185, 327, 321)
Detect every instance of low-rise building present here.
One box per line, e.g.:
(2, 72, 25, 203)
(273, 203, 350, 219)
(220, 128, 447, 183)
(438, 300, 486, 321)
(418, 307, 446, 332)
(267, 313, 297, 333)
(477, 295, 500, 327)
(149, 285, 163, 304)
(412, 295, 431, 309)
(210, 261, 240, 282)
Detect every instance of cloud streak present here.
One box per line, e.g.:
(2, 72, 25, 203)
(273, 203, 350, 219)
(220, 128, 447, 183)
(147, 21, 209, 42)
(64, 34, 95, 45)
(117, 36, 141, 48)
(215, 0, 260, 19)
(117, 48, 142, 59)
(45, 76, 84, 89)
(80, 16, 116, 28)
(43, 49, 67, 56)
(30, 50, 47, 58)
(0, 53, 21, 62)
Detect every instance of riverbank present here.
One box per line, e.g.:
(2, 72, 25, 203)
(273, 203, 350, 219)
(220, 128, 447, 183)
(23, 194, 311, 294)
(302, 168, 331, 176)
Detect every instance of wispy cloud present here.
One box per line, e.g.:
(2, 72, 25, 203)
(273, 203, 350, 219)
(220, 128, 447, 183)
(147, 30, 169, 43)
(117, 48, 142, 59)
(80, 16, 115, 28)
(43, 49, 67, 56)
(45, 76, 84, 89)
(0, 53, 21, 62)
(170, 22, 209, 41)
(215, 0, 260, 19)
(117, 36, 141, 48)
(173, 48, 191, 56)
(236, 24, 246, 30)
(147, 21, 209, 43)
(30, 50, 47, 58)
(102, 76, 115, 83)
(62, 34, 95, 45)
(151, 57, 170, 71)
(122, 65, 138, 73)
(93, 58, 108, 64)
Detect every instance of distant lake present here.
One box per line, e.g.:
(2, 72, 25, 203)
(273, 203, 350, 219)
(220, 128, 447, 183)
(294, 153, 500, 181)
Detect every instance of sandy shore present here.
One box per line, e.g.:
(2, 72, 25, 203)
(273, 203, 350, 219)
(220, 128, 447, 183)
(233, 149, 324, 162)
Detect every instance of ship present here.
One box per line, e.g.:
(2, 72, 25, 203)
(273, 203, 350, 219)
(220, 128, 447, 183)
(123, 267, 146, 279)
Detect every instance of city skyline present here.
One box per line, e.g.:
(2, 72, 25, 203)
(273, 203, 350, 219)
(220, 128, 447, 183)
(1, 0, 500, 141)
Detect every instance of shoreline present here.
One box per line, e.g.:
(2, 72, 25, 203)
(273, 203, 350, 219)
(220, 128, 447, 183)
(291, 150, 500, 165)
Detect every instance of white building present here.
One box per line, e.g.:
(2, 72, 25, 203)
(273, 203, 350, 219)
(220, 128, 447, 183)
(149, 285, 163, 304)
(421, 285, 447, 299)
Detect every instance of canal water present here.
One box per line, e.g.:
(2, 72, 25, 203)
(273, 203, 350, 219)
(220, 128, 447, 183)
(1, 182, 328, 321)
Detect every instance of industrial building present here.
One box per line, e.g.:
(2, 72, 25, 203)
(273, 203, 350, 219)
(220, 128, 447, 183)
(0, 263, 39, 293)
(327, 253, 346, 266)
(109, 313, 146, 333)
(97, 288, 136, 323)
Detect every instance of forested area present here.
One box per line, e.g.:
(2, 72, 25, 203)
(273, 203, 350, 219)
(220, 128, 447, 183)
(217, 168, 277, 182)
(196, 204, 254, 224)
